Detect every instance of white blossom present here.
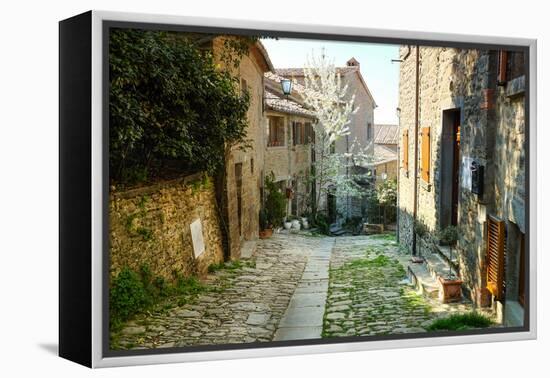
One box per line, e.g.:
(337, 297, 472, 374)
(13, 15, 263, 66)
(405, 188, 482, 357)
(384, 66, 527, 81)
(300, 50, 379, 218)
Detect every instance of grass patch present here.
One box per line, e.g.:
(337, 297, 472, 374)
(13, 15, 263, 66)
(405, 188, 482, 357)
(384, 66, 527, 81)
(207, 259, 255, 273)
(427, 312, 493, 331)
(369, 232, 396, 242)
(110, 265, 210, 333)
(347, 254, 392, 268)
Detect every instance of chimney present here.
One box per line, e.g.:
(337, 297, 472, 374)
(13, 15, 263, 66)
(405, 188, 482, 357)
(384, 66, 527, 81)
(347, 57, 360, 67)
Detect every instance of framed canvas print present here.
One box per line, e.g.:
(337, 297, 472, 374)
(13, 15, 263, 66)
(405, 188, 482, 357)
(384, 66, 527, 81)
(59, 10, 537, 368)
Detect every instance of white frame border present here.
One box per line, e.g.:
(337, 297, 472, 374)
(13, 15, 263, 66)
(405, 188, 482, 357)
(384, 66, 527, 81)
(90, 10, 537, 368)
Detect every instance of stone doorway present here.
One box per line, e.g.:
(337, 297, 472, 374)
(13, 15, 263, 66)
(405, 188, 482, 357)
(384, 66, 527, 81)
(327, 189, 337, 224)
(439, 109, 461, 229)
(235, 163, 243, 236)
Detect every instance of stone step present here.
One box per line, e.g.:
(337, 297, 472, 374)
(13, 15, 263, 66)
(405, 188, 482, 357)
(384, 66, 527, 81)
(407, 262, 439, 299)
(423, 251, 458, 281)
(436, 245, 459, 270)
(240, 240, 257, 259)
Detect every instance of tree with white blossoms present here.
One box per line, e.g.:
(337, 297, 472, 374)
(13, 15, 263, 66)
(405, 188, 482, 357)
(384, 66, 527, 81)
(301, 51, 376, 221)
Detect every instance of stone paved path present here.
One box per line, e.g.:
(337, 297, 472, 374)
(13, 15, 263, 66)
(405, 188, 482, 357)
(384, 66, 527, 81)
(113, 233, 488, 350)
(273, 237, 334, 341)
(112, 233, 325, 350)
(323, 235, 477, 338)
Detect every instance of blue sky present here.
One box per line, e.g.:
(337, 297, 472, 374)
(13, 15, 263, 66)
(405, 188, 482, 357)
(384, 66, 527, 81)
(261, 38, 400, 125)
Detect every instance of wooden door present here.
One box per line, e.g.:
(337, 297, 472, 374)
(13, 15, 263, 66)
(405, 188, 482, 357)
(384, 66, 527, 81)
(235, 163, 243, 236)
(451, 113, 461, 226)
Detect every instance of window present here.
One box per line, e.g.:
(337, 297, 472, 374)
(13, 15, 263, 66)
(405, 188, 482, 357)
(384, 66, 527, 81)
(367, 123, 373, 141)
(402, 130, 409, 173)
(292, 122, 314, 145)
(420, 127, 431, 183)
(293, 122, 308, 145)
(486, 215, 506, 301)
(305, 122, 314, 144)
(268, 117, 285, 147)
(497, 50, 525, 85)
(250, 158, 254, 174)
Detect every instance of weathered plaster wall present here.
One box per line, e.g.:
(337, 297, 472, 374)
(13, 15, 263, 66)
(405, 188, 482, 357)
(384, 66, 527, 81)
(109, 176, 224, 282)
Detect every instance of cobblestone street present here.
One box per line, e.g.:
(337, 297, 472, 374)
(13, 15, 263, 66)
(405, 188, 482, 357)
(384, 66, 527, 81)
(113, 233, 478, 350)
(323, 235, 474, 338)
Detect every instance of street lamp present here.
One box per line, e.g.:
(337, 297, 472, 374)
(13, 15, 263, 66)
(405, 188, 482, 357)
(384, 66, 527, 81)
(280, 79, 292, 97)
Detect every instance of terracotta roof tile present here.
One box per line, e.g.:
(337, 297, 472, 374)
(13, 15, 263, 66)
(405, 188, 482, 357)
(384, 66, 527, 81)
(264, 88, 315, 118)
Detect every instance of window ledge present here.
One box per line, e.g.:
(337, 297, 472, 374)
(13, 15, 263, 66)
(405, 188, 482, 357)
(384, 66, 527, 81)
(506, 75, 525, 98)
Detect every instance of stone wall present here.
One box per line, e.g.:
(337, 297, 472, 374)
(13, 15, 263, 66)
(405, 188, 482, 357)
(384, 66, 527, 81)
(213, 38, 267, 259)
(397, 45, 526, 311)
(109, 175, 225, 282)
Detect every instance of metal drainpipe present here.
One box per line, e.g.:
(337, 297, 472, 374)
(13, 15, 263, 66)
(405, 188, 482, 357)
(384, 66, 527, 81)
(412, 45, 420, 256)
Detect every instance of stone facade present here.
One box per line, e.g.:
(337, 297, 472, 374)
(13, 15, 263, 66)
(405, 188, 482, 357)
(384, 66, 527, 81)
(109, 175, 225, 282)
(212, 39, 274, 259)
(397, 46, 526, 324)
(264, 109, 315, 217)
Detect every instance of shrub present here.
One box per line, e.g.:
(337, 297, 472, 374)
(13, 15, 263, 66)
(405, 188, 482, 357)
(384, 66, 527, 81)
(439, 225, 459, 245)
(259, 208, 269, 230)
(109, 29, 254, 185)
(110, 265, 210, 331)
(314, 212, 331, 235)
(427, 312, 492, 331)
(110, 267, 151, 328)
(264, 173, 286, 227)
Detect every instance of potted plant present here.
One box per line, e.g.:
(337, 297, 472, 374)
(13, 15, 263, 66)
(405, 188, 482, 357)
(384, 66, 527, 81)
(259, 209, 273, 239)
(412, 219, 428, 263)
(283, 218, 293, 230)
(284, 215, 300, 230)
(300, 213, 310, 229)
(264, 173, 286, 231)
(437, 225, 462, 303)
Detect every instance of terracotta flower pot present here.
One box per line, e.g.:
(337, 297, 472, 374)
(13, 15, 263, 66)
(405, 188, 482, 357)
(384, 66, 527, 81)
(438, 276, 463, 303)
(259, 228, 273, 239)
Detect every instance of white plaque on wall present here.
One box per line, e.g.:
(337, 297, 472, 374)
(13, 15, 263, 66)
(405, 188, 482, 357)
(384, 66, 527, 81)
(190, 218, 205, 258)
(461, 156, 473, 190)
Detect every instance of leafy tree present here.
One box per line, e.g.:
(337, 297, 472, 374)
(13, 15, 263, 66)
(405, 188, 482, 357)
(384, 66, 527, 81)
(301, 51, 375, 220)
(109, 29, 252, 185)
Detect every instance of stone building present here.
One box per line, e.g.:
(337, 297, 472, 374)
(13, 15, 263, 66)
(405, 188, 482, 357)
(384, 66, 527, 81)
(397, 45, 526, 325)
(276, 58, 376, 222)
(212, 39, 275, 260)
(262, 72, 316, 218)
(373, 124, 399, 186)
